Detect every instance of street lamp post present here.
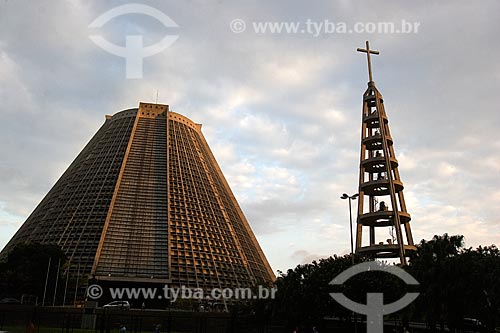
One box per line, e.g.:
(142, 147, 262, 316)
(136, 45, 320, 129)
(340, 192, 359, 333)
(340, 193, 359, 265)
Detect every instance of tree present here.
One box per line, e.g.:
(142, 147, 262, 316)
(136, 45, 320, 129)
(0, 242, 67, 303)
(250, 233, 500, 331)
(407, 234, 500, 331)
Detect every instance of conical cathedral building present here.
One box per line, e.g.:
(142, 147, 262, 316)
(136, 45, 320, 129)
(1, 102, 274, 294)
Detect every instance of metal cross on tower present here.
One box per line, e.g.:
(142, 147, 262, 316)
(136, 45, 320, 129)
(354, 41, 416, 265)
(357, 40, 380, 83)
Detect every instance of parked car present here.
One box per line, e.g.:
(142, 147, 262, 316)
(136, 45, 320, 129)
(21, 294, 39, 305)
(0, 298, 21, 304)
(102, 300, 130, 310)
(460, 318, 489, 333)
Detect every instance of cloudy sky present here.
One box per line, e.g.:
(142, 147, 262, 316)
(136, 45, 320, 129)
(1, 0, 499, 273)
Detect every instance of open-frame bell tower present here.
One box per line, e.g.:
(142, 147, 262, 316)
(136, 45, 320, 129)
(355, 41, 416, 265)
